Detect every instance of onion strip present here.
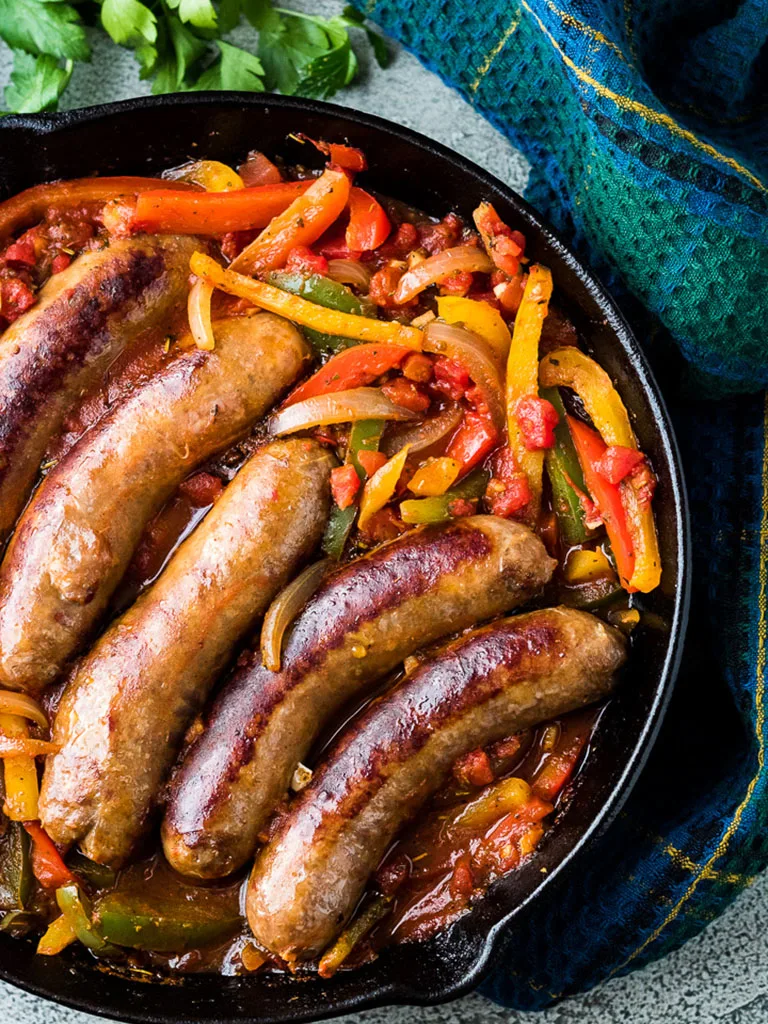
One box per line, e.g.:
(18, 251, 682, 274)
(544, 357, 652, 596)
(269, 388, 414, 436)
(327, 258, 372, 290)
(187, 278, 216, 351)
(382, 401, 462, 457)
(261, 559, 331, 671)
(393, 245, 492, 304)
(0, 690, 48, 730)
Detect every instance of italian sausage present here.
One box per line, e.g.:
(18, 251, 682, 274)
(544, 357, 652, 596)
(0, 235, 199, 541)
(0, 311, 309, 694)
(246, 606, 626, 962)
(162, 516, 556, 880)
(39, 439, 334, 868)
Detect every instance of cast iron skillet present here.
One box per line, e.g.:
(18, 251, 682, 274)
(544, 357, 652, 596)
(0, 93, 690, 1024)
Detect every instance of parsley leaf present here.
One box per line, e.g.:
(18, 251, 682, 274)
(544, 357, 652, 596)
(341, 6, 389, 68)
(166, 0, 218, 31)
(151, 12, 208, 93)
(101, 0, 157, 49)
(256, 8, 329, 95)
(4, 50, 73, 112)
(293, 14, 357, 99)
(0, 0, 90, 62)
(194, 40, 264, 91)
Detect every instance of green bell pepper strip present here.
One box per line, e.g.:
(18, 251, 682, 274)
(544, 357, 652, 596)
(0, 822, 33, 912)
(400, 468, 490, 525)
(540, 387, 593, 547)
(93, 893, 241, 953)
(322, 419, 385, 559)
(56, 884, 120, 956)
(268, 271, 373, 354)
(66, 851, 117, 893)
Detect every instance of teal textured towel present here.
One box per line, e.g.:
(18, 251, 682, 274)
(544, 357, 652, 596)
(351, 0, 768, 1008)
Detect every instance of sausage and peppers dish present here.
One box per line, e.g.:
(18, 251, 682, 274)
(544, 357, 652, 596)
(0, 137, 659, 978)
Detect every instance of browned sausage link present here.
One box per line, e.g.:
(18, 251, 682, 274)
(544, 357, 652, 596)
(162, 516, 555, 881)
(39, 439, 334, 868)
(0, 311, 309, 694)
(246, 606, 626, 962)
(0, 235, 200, 541)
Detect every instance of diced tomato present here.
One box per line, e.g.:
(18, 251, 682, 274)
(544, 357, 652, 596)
(419, 212, 463, 255)
(4, 236, 37, 266)
(358, 506, 407, 543)
(178, 471, 224, 507)
(439, 270, 474, 296)
(449, 854, 475, 898)
(23, 822, 76, 890)
(489, 734, 523, 766)
(447, 497, 477, 517)
(238, 151, 283, 187)
(475, 203, 525, 277)
(284, 245, 329, 276)
(315, 221, 363, 261)
(485, 446, 532, 517)
(51, 252, 72, 275)
(368, 263, 408, 308)
(346, 188, 390, 252)
(493, 274, 526, 315)
(0, 277, 36, 322)
(453, 749, 494, 787)
(357, 450, 388, 477)
(221, 229, 258, 262)
(514, 395, 559, 450)
(381, 377, 430, 413)
(432, 357, 471, 401)
(594, 445, 645, 484)
(389, 221, 419, 255)
(402, 352, 433, 382)
(629, 460, 657, 510)
(375, 853, 410, 895)
(446, 410, 499, 473)
(331, 464, 361, 510)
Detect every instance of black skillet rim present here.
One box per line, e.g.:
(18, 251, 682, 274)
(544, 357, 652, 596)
(0, 92, 691, 1024)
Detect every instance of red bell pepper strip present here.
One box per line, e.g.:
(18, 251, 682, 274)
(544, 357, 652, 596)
(0, 177, 197, 240)
(284, 344, 412, 407)
(446, 410, 499, 473)
(345, 188, 390, 251)
(567, 416, 636, 591)
(23, 822, 76, 890)
(296, 135, 368, 172)
(231, 168, 351, 275)
(133, 181, 312, 236)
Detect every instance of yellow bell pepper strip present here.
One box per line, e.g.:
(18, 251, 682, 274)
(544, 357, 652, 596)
(318, 895, 392, 979)
(436, 296, 512, 364)
(400, 468, 489, 524)
(563, 547, 614, 584)
(358, 445, 411, 531)
(284, 344, 412, 407)
(0, 714, 38, 822)
(37, 914, 77, 956)
(190, 252, 423, 350)
(166, 159, 244, 192)
(231, 168, 351, 275)
(506, 264, 554, 522)
(540, 348, 661, 592)
(407, 457, 461, 496)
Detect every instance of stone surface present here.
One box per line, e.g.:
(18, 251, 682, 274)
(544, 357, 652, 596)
(0, 5, 763, 1022)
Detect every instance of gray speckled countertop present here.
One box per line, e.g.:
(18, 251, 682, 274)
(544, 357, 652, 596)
(0, 6, 765, 1021)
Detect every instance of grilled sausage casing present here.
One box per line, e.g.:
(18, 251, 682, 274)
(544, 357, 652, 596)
(0, 311, 309, 695)
(162, 516, 555, 880)
(0, 235, 199, 541)
(39, 439, 334, 868)
(246, 606, 626, 962)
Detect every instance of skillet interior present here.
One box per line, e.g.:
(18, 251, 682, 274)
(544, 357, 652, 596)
(0, 93, 690, 1024)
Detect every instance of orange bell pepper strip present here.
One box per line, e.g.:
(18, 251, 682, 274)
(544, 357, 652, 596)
(345, 188, 390, 251)
(0, 713, 39, 822)
(567, 417, 637, 591)
(0, 177, 197, 239)
(23, 822, 76, 890)
(191, 252, 423, 349)
(231, 168, 351, 275)
(37, 914, 77, 956)
(284, 344, 412, 407)
(133, 181, 311, 236)
(407, 457, 461, 496)
(540, 348, 661, 592)
(358, 445, 411, 531)
(506, 264, 553, 521)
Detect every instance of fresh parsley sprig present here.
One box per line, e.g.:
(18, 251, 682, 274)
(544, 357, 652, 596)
(0, 1, 389, 114)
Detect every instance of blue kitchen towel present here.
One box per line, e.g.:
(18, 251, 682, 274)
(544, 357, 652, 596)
(352, 0, 768, 1008)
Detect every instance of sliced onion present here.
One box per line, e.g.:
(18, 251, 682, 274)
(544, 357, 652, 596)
(327, 259, 372, 291)
(424, 320, 506, 433)
(382, 400, 462, 457)
(188, 278, 216, 351)
(269, 388, 415, 436)
(261, 559, 331, 671)
(290, 762, 314, 792)
(0, 690, 48, 730)
(393, 245, 492, 304)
